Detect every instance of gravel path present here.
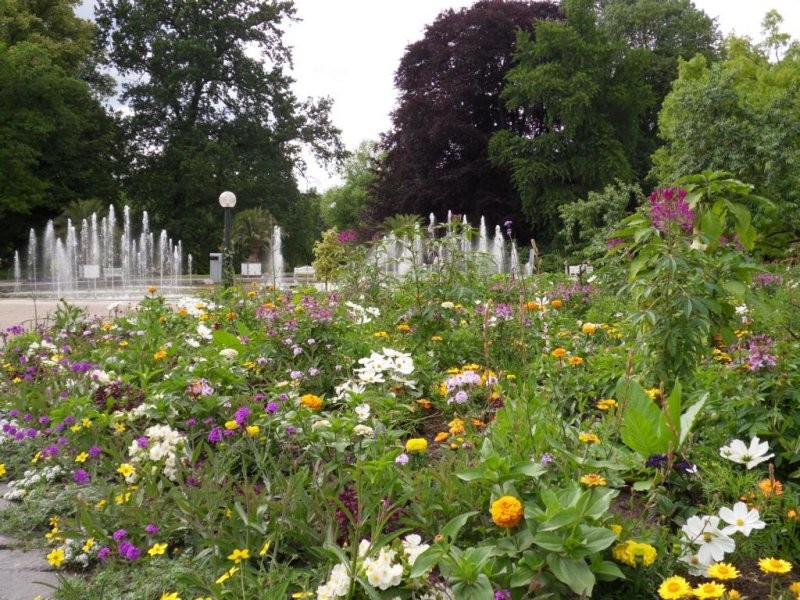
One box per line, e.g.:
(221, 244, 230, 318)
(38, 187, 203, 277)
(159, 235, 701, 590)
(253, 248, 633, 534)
(0, 298, 137, 332)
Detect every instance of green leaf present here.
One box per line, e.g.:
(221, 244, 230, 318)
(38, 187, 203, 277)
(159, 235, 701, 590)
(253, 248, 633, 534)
(440, 511, 478, 542)
(533, 531, 568, 553)
(409, 546, 443, 579)
(617, 377, 676, 457)
(593, 560, 626, 581)
(538, 508, 581, 532)
(578, 525, 617, 554)
(632, 479, 653, 492)
(212, 329, 244, 351)
(679, 394, 707, 447)
(509, 461, 546, 479)
(509, 564, 536, 588)
(546, 555, 595, 596)
(456, 467, 487, 482)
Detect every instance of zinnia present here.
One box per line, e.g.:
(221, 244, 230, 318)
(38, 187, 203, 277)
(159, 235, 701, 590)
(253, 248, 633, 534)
(300, 394, 323, 410)
(580, 473, 606, 487)
(491, 496, 524, 528)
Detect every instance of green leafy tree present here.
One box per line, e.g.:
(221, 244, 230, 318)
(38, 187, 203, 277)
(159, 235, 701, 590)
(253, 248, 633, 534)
(95, 0, 344, 269)
(652, 29, 800, 247)
(490, 0, 718, 250)
(320, 140, 378, 232)
(232, 207, 274, 263)
(0, 0, 119, 259)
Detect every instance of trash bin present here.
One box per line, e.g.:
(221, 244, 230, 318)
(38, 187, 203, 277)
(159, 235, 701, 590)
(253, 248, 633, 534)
(209, 253, 222, 283)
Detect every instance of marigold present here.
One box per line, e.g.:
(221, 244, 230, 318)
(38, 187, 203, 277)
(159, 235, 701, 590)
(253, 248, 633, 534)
(657, 575, 692, 600)
(581, 323, 597, 334)
(579, 473, 606, 487)
(435, 432, 449, 443)
(405, 438, 428, 453)
(758, 479, 783, 497)
(759, 557, 792, 574)
(550, 299, 562, 308)
(568, 356, 584, 366)
(612, 541, 657, 567)
(706, 562, 739, 580)
(596, 399, 618, 410)
(153, 350, 168, 360)
(490, 496, 524, 528)
(448, 417, 465, 435)
(551, 347, 568, 358)
(692, 581, 726, 599)
(300, 394, 323, 411)
(397, 324, 411, 332)
(416, 398, 432, 410)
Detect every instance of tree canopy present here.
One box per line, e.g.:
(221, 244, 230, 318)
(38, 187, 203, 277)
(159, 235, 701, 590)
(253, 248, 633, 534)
(489, 0, 719, 250)
(0, 0, 119, 258)
(95, 0, 344, 266)
(370, 0, 562, 237)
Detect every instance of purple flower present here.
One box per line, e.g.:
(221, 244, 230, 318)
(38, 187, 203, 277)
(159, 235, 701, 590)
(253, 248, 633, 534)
(265, 402, 279, 414)
(38, 416, 50, 425)
(395, 453, 409, 465)
(97, 546, 111, 561)
(646, 454, 668, 469)
(118, 540, 141, 561)
(539, 453, 556, 467)
(145, 524, 159, 535)
(186, 378, 214, 397)
(135, 436, 149, 449)
(233, 406, 251, 426)
(73, 469, 90, 485)
(8, 409, 19, 418)
(649, 187, 695, 234)
(337, 230, 357, 244)
(207, 426, 224, 443)
(495, 590, 512, 600)
(88, 445, 102, 458)
(285, 426, 297, 435)
(112, 529, 127, 541)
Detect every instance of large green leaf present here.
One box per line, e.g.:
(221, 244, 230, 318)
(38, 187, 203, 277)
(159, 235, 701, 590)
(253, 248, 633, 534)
(617, 377, 676, 457)
(547, 555, 595, 596)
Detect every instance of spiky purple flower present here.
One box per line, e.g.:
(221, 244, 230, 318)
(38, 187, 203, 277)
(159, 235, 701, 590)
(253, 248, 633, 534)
(649, 187, 695, 234)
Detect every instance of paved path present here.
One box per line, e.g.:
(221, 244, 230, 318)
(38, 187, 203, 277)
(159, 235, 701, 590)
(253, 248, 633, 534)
(0, 298, 137, 332)
(0, 487, 59, 600)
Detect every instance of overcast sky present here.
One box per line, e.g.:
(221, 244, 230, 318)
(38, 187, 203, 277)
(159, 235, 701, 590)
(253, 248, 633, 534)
(77, 1, 800, 191)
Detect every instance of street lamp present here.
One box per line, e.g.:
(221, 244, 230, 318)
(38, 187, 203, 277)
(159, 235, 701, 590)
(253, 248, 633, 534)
(218, 191, 237, 288)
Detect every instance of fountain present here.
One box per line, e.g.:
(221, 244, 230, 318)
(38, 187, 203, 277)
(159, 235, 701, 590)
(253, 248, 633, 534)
(10, 205, 193, 298)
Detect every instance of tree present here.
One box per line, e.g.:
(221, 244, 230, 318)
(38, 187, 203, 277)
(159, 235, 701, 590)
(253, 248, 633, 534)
(320, 140, 379, 232)
(370, 0, 562, 239)
(0, 0, 119, 259)
(651, 31, 800, 245)
(489, 0, 719, 250)
(232, 207, 274, 263)
(95, 0, 344, 268)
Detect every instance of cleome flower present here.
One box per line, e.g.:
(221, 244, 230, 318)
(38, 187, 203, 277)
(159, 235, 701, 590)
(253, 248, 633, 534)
(719, 436, 774, 470)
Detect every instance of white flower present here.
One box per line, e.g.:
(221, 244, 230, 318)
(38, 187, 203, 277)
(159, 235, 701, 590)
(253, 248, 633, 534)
(401, 534, 430, 566)
(677, 549, 711, 576)
(440, 301, 455, 309)
(353, 424, 374, 437)
(363, 547, 403, 590)
(681, 515, 736, 564)
(196, 323, 213, 340)
(311, 419, 331, 431)
(719, 436, 774, 469)
(355, 403, 371, 422)
(718, 502, 766, 536)
(219, 348, 239, 361)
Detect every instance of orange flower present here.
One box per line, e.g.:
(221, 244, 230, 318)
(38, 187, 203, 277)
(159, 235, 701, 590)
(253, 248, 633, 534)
(759, 479, 784, 497)
(434, 432, 449, 443)
(416, 399, 432, 410)
(226, 312, 237, 320)
(471, 418, 485, 429)
(550, 299, 562, 308)
(568, 356, 584, 366)
(397, 323, 411, 332)
(299, 394, 323, 411)
(448, 418, 465, 435)
(580, 473, 607, 487)
(490, 496, 524, 528)
(551, 347, 568, 358)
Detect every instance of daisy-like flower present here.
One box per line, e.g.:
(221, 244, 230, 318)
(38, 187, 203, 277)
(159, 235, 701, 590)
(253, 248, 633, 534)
(681, 515, 736, 564)
(579, 473, 606, 487)
(692, 581, 726, 599)
(718, 502, 766, 537)
(706, 562, 739, 580)
(719, 436, 773, 469)
(658, 575, 692, 599)
(758, 557, 792, 575)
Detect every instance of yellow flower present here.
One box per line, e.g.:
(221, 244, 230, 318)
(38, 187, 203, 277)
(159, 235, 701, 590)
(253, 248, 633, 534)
(658, 576, 692, 600)
(610, 524, 623, 537)
(397, 323, 411, 332)
(646, 387, 661, 400)
(113, 421, 126, 432)
(612, 541, 657, 567)
(47, 548, 65, 568)
(373, 331, 388, 338)
(581, 322, 597, 334)
(596, 399, 618, 410)
(115, 492, 131, 505)
(568, 356, 584, 366)
(727, 590, 742, 600)
(0, 463, 5, 477)
(148, 543, 168, 556)
(579, 432, 600, 444)
(82, 538, 95, 553)
(153, 349, 168, 360)
(405, 438, 428, 453)
(448, 417, 465, 435)
(259, 541, 271, 556)
(551, 347, 568, 358)
(82, 418, 92, 428)
(95, 499, 107, 510)
(75, 452, 89, 463)
(706, 562, 739, 580)
(245, 425, 260, 437)
(580, 473, 607, 487)
(227, 548, 250, 563)
(300, 394, 323, 411)
(117, 463, 135, 478)
(789, 581, 800, 597)
(692, 581, 726, 599)
(160, 593, 180, 600)
(216, 566, 239, 584)
(491, 496, 524, 528)
(148, 286, 158, 294)
(431, 335, 443, 342)
(435, 432, 449, 443)
(759, 557, 792, 575)
(224, 420, 239, 430)
(70, 424, 83, 433)
(758, 479, 784, 497)
(291, 593, 314, 599)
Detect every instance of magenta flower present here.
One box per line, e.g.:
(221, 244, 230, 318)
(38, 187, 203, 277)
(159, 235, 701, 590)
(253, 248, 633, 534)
(649, 187, 695, 234)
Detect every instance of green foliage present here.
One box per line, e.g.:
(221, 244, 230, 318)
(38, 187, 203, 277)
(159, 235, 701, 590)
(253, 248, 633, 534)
(232, 207, 275, 263)
(652, 32, 800, 248)
(312, 229, 350, 284)
(320, 140, 378, 231)
(95, 0, 344, 269)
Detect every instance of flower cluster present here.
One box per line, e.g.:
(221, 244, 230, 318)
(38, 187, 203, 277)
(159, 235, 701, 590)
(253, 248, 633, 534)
(127, 424, 187, 481)
(649, 187, 695, 234)
(353, 348, 416, 389)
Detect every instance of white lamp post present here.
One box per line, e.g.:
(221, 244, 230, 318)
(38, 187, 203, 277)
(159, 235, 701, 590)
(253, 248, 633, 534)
(218, 191, 237, 287)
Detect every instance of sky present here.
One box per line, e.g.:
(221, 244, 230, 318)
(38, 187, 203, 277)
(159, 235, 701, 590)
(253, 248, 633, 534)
(77, 1, 800, 191)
